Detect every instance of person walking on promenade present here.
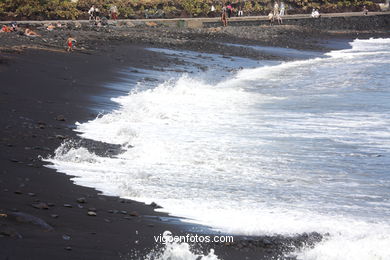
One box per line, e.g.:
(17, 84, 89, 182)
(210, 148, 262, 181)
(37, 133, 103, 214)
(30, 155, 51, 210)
(363, 5, 368, 15)
(227, 3, 232, 18)
(279, 1, 285, 16)
(221, 6, 228, 27)
(88, 5, 96, 20)
(110, 5, 118, 20)
(273, 1, 279, 16)
(94, 7, 100, 20)
(238, 6, 243, 17)
(311, 8, 320, 18)
(210, 4, 216, 17)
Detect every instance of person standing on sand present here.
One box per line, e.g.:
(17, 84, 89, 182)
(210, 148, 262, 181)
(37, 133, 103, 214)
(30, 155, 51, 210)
(66, 36, 76, 52)
(221, 6, 228, 27)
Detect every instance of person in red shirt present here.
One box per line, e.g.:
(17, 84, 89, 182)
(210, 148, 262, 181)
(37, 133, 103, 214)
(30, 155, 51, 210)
(66, 36, 77, 52)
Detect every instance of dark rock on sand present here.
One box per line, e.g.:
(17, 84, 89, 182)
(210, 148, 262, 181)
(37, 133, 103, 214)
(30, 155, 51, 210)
(55, 135, 67, 140)
(31, 202, 49, 210)
(129, 211, 140, 217)
(62, 234, 71, 240)
(150, 202, 162, 209)
(55, 115, 66, 121)
(76, 197, 86, 203)
(7, 212, 54, 231)
(0, 226, 23, 239)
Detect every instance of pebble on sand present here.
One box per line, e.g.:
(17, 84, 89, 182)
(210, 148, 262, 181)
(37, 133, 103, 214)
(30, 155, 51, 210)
(76, 197, 86, 203)
(0, 227, 23, 239)
(150, 202, 162, 209)
(87, 211, 97, 216)
(31, 202, 49, 210)
(55, 115, 66, 121)
(62, 234, 71, 240)
(129, 211, 140, 217)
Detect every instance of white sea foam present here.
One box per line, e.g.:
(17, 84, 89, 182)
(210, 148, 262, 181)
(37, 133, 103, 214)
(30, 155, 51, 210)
(47, 38, 390, 259)
(145, 242, 220, 260)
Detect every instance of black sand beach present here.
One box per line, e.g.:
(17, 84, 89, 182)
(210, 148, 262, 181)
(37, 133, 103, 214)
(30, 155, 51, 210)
(1, 21, 390, 260)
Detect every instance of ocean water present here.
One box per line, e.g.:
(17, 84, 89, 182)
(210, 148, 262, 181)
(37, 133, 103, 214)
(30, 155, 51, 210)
(46, 38, 390, 260)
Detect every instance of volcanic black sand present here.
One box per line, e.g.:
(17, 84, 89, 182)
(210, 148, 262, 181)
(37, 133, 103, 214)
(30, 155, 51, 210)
(1, 22, 389, 260)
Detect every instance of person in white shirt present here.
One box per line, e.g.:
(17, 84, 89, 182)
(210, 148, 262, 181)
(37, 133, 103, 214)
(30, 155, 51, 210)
(363, 5, 368, 15)
(273, 2, 279, 16)
(311, 8, 320, 18)
(279, 2, 285, 16)
(88, 5, 95, 20)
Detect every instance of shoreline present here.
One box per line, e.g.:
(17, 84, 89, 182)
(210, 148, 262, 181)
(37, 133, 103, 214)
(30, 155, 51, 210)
(1, 24, 389, 259)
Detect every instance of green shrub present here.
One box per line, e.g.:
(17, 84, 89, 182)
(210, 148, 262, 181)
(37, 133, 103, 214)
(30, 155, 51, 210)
(45, 0, 80, 20)
(179, 0, 208, 17)
(0, 0, 383, 20)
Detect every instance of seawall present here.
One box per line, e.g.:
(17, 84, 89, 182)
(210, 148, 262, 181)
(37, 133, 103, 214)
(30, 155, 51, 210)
(1, 11, 389, 30)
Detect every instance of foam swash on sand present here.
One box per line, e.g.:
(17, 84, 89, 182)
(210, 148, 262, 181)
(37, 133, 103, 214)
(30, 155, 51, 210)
(47, 38, 390, 259)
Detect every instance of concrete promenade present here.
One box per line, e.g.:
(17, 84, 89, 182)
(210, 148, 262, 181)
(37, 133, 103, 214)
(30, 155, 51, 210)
(1, 11, 390, 29)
